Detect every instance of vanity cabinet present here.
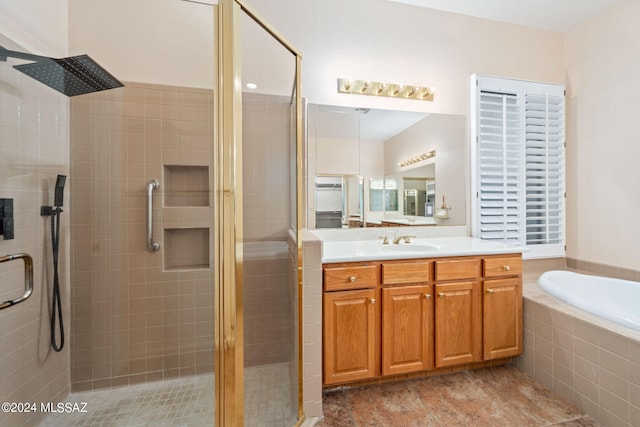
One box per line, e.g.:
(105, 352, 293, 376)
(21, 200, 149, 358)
(322, 253, 522, 386)
(323, 265, 378, 385)
(482, 256, 523, 360)
(381, 260, 433, 376)
(434, 259, 482, 367)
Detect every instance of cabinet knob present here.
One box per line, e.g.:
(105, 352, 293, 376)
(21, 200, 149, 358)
(438, 292, 445, 298)
(370, 298, 376, 304)
(349, 276, 356, 282)
(503, 265, 511, 271)
(487, 288, 494, 294)
(424, 293, 431, 300)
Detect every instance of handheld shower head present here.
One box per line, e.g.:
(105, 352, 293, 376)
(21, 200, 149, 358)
(54, 175, 66, 208)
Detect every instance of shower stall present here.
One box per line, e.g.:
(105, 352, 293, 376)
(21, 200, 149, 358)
(0, 0, 302, 426)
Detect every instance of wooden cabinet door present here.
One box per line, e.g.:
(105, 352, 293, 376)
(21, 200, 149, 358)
(434, 281, 482, 367)
(323, 289, 377, 385)
(483, 278, 522, 360)
(381, 285, 434, 376)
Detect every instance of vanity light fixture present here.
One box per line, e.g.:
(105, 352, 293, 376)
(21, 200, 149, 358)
(246, 82, 257, 89)
(337, 78, 434, 101)
(398, 150, 436, 167)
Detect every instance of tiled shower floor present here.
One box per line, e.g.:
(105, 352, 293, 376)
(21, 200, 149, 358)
(317, 365, 602, 427)
(39, 362, 293, 427)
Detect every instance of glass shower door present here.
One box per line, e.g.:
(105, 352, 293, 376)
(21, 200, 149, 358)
(216, 0, 302, 424)
(240, 8, 301, 427)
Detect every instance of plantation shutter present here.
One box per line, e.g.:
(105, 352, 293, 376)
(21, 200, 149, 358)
(471, 75, 565, 258)
(525, 94, 565, 247)
(476, 91, 523, 243)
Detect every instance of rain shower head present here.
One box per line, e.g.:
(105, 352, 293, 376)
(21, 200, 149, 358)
(0, 45, 124, 97)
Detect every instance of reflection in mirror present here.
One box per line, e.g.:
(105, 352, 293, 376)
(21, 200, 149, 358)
(403, 177, 435, 216)
(315, 175, 364, 228)
(308, 104, 466, 228)
(369, 178, 397, 212)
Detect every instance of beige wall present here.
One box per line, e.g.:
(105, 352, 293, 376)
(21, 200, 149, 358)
(564, 0, 640, 271)
(0, 35, 71, 427)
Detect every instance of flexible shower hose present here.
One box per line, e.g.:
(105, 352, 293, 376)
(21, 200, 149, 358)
(50, 208, 64, 352)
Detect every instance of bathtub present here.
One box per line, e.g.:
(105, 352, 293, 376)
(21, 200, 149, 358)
(537, 270, 640, 332)
(519, 269, 640, 427)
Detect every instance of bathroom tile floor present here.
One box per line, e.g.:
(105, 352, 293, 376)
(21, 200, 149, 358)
(316, 365, 602, 427)
(39, 362, 294, 427)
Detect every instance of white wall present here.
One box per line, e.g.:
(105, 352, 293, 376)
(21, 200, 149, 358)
(565, 0, 640, 271)
(244, 0, 565, 116)
(68, 0, 214, 88)
(314, 109, 361, 175)
(0, 0, 68, 56)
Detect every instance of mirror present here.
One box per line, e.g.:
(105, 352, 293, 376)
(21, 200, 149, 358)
(307, 104, 466, 228)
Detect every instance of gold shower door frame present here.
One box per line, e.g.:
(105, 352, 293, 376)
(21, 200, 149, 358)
(215, 1, 304, 425)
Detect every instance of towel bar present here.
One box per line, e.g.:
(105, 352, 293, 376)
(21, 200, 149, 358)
(0, 253, 33, 310)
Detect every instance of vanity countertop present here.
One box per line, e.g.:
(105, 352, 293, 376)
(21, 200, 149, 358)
(320, 236, 526, 263)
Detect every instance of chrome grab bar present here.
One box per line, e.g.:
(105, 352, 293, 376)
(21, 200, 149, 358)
(0, 253, 34, 310)
(146, 179, 160, 252)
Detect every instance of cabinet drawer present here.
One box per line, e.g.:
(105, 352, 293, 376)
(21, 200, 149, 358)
(434, 258, 481, 281)
(382, 262, 431, 285)
(324, 265, 377, 291)
(483, 256, 522, 278)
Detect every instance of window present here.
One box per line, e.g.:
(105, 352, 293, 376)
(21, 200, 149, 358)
(471, 75, 565, 258)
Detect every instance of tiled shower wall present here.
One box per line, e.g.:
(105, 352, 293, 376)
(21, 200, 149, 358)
(0, 39, 71, 427)
(242, 93, 295, 367)
(69, 82, 215, 391)
(242, 93, 293, 243)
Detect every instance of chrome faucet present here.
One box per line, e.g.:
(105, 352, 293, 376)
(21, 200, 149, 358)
(392, 235, 416, 244)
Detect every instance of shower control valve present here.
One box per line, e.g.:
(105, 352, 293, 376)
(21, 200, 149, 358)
(0, 198, 14, 240)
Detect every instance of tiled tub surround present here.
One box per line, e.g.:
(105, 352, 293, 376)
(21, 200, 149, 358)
(518, 260, 640, 427)
(69, 82, 215, 391)
(0, 36, 71, 427)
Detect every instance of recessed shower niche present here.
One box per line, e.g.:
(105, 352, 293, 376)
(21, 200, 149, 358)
(164, 165, 210, 207)
(162, 165, 211, 270)
(164, 227, 210, 270)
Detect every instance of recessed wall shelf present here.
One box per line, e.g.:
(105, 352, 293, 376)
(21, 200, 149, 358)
(164, 165, 209, 207)
(164, 228, 210, 270)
